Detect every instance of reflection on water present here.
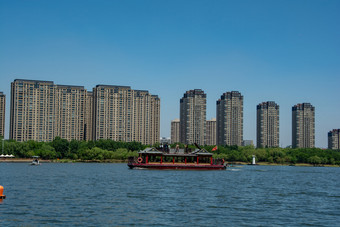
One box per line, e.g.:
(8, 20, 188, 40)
(0, 163, 339, 226)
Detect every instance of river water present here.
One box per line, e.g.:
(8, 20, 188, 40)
(0, 163, 339, 226)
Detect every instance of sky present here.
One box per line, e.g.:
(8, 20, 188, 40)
(0, 0, 339, 148)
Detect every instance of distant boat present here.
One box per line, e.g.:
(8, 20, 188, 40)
(30, 156, 40, 165)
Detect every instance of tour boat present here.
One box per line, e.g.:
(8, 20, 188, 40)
(128, 147, 226, 170)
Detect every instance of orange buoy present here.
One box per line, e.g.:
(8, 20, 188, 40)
(0, 185, 6, 199)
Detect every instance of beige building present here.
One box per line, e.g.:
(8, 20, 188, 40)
(93, 85, 134, 142)
(292, 103, 315, 148)
(206, 118, 216, 145)
(217, 91, 243, 146)
(85, 91, 93, 141)
(0, 92, 5, 138)
(171, 119, 180, 143)
(328, 129, 340, 150)
(180, 89, 206, 145)
(54, 85, 87, 141)
(257, 101, 279, 148)
(10, 79, 56, 142)
(10, 80, 160, 144)
(10, 79, 88, 142)
(133, 90, 160, 145)
(93, 85, 160, 145)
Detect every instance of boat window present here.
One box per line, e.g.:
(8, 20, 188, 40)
(174, 157, 185, 163)
(149, 155, 161, 163)
(199, 157, 210, 163)
(163, 156, 172, 163)
(186, 157, 196, 164)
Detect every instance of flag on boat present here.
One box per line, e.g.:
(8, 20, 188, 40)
(212, 146, 218, 151)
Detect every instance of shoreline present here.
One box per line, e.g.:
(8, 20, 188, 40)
(1, 158, 339, 167)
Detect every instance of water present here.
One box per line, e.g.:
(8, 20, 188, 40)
(0, 163, 339, 226)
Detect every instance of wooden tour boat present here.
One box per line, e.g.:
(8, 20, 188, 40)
(128, 145, 226, 170)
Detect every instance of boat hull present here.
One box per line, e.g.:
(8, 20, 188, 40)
(128, 163, 226, 170)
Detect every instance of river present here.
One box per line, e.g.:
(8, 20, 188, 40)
(0, 163, 339, 226)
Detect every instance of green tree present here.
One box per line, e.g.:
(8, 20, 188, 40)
(51, 137, 69, 158)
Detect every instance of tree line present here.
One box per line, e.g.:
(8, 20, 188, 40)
(1, 137, 340, 165)
(1, 137, 145, 161)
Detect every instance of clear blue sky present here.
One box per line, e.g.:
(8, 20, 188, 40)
(0, 0, 339, 148)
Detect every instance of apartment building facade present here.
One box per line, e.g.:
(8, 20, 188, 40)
(171, 119, 180, 144)
(216, 91, 243, 146)
(0, 92, 5, 137)
(92, 85, 160, 145)
(257, 101, 280, 148)
(328, 129, 340, 150)
(206, 118, 216, 145)
(180, 89, 206, 145)
(10, 79, 88, 142)
(292, 103, 315, 148)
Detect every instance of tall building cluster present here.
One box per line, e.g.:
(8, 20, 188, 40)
(9, 79, 160, 144)
(176, 90, 244, 146)
(0, 92, 5, 137)
(171, 89, 328, 149)
(1, 80, 338, 149)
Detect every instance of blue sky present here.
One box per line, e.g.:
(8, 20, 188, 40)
(0, 0, 339, 147)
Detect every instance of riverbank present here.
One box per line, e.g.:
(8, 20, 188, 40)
(1, 158, 339, 167)
(228, 161, 339, 167)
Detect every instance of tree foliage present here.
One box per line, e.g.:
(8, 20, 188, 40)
(1, 138, 340, 165)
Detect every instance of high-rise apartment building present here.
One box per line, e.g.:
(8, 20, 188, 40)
(133, 90, 160, 145)
(10, 80, 160, 144)
(54, 85, 87, 141)
(10, 79, 87, 142)
(328, 129, 340, 150)
(206, 118, 216, 145)
(93, 85, 160, 145)
(257, 101, 279, 148)
(292, 103, 315, 148)
(10, 79, 56, 142)
(216, 91, 243, 146)
(171, 119, 180, 144)
(0, 92, 5, 137)
(85, 91, 93, 141)
(180, 89, 206, 145)
(93, 85, 134, 142)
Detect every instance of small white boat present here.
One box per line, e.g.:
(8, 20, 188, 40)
(31, 156, 40, 165)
